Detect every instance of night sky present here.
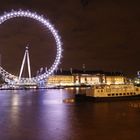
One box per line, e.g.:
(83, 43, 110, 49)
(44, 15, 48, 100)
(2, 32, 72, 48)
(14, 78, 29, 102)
(0, 0, 140, 77)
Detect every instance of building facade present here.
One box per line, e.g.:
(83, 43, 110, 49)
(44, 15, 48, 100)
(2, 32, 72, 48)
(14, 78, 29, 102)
(47, 70, 126, 86)
(48, 75, 74, 86)
(105, 76, 125, 85)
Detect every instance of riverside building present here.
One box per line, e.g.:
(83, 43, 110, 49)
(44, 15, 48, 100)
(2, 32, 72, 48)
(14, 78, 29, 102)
(47, 69, 126, 87)
(133, 71, 140, 86)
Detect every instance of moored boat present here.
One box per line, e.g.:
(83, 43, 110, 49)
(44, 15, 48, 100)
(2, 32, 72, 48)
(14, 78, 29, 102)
(75, 84, 140, 102)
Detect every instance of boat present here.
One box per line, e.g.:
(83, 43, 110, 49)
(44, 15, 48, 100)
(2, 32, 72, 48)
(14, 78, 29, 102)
(75, 84, 140, 102)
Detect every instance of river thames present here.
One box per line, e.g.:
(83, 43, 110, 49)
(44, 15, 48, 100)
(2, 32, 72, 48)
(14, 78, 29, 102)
(0, 88, 140, 140)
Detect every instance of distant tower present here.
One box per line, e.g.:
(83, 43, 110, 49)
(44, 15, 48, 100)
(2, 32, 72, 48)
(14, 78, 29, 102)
(60, 68, 63, 73)
(70, 68, 73, 74)
(40, 67, 44, 74)
(0, 54, 1, 66)
(19, 45, 32, 80)
(45, 67, 48, 72)
(137, 71, 140, 78)
(82, 64, 86, 72)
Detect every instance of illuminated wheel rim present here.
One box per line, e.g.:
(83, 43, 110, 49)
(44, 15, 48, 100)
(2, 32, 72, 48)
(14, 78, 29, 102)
(0, 10, 62, 85)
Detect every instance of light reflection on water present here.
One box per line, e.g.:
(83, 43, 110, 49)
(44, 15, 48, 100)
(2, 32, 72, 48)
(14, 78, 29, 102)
(0, 89, 140, 140)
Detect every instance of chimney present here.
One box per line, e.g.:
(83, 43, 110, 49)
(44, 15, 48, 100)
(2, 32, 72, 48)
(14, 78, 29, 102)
(70, 68, 73, 74)
(82, 64, 85, 72)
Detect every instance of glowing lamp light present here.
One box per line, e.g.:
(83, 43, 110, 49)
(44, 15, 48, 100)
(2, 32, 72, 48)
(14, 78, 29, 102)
(0, 9, 63, 85)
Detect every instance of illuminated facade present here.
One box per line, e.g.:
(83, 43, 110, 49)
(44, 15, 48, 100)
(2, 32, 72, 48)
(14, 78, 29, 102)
(48, 75, 74, 86)
(105, 76, 125, 85)
(133, 71, 140, 85)
(47, 70, 126, 86)
(74, 74, 104, 85)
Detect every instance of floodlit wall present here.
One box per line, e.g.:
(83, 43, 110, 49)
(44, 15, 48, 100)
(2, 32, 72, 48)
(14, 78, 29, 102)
(79, 75, 100, 85)
(47, 74, 125, 86)
(105, 76, 125, 85)
(48, 75, 74, 86)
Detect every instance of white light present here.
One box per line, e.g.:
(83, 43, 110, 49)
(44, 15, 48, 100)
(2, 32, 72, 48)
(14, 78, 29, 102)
(0, 9, 63, 84)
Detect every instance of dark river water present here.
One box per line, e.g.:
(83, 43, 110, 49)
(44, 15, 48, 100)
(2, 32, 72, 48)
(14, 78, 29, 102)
(0, 88, 140, 140)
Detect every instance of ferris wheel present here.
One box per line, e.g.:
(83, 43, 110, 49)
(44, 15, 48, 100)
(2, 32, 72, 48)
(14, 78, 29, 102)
(0, 9, 62, 87)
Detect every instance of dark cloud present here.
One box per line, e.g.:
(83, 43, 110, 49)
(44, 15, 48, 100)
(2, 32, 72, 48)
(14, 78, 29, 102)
(80, 0, 89, 7)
